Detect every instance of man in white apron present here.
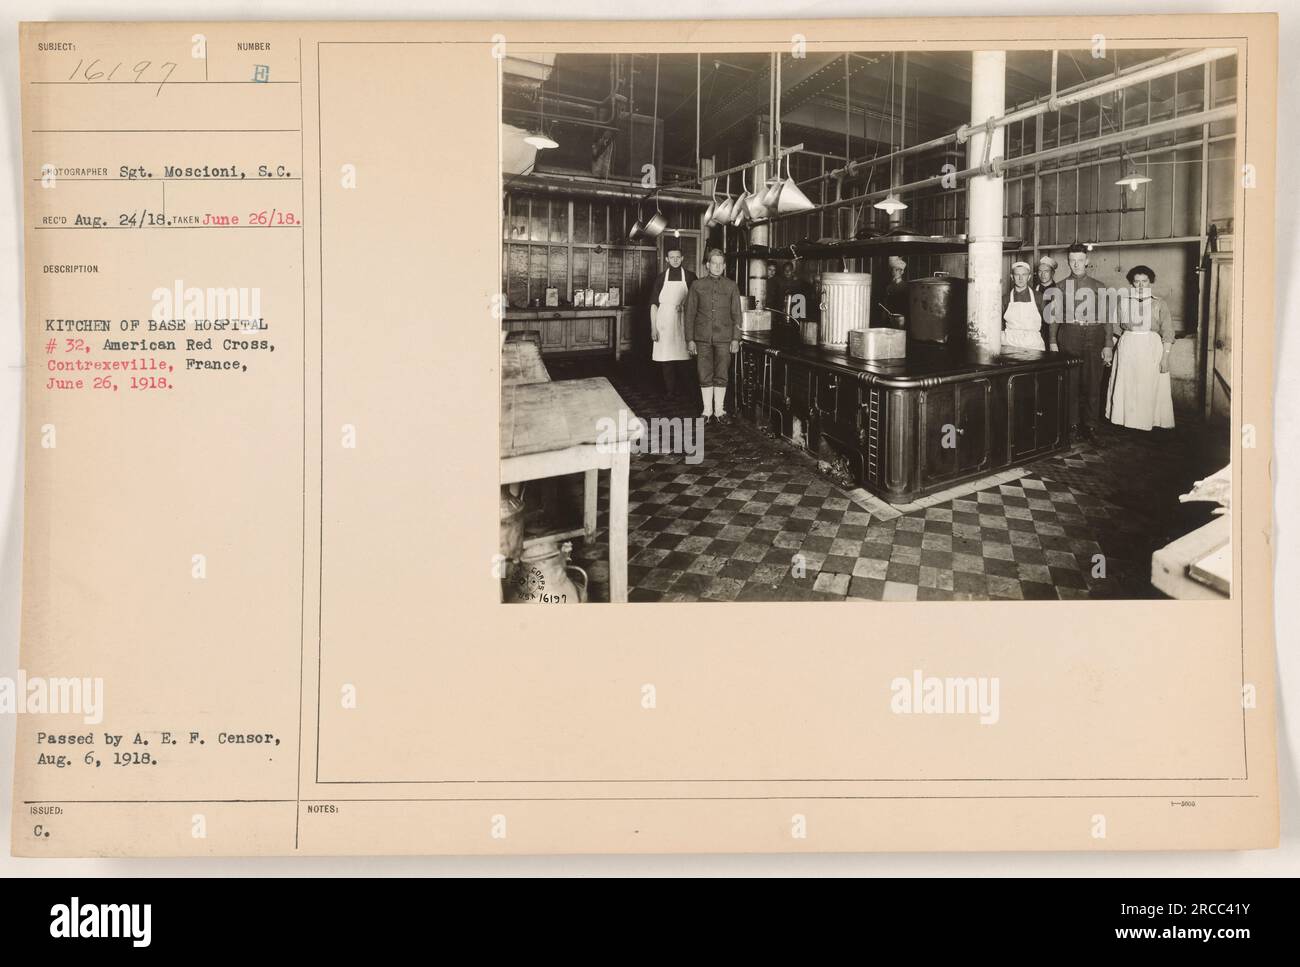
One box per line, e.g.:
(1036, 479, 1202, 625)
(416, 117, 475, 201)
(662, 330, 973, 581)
(649, 244, 694, 401)
(1002, 261, 1046, 351)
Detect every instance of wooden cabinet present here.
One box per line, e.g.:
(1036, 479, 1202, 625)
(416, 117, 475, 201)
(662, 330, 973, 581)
(1008, 370, 1064, 461)
(568, 315, 610, 351)
(919, 379, 992, 487)
(539, 317, 567, 352)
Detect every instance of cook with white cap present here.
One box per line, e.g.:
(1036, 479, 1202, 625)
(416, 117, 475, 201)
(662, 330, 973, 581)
(1033, 255, 1059, 349)
(1035, 255, 1057, 288)
(878, 255, 908, 327)
(1002, 260, 1047, 351)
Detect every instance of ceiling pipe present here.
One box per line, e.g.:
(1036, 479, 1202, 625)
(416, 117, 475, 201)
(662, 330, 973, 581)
(749, 102, 1236, 227)
(968, 46, 1236, 138)
(507, 173, 711, 207)
(806, 46, 1237, 190)
(707, 143, 805, 181)
(769, 52, 780, 159)
(999, 103, 1235, 174)
(843, 54, 850, 163)
(502, 107, 618, 131)
(503, 77, 603, 110)
(635, 140, 807, 196)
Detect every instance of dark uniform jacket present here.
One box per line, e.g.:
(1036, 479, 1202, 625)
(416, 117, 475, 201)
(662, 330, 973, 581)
(684, 273, 743, 344)
(1053, 274, 1110, 325)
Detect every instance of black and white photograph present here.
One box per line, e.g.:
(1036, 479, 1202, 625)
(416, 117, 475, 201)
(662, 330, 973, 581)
(498, 45, 1238, 603)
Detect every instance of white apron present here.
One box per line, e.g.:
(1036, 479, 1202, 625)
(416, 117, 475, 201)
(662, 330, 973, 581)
(1002, 289, 1045, 351)
(1106, 297, 1174, 430)
(651, 272, 690, 362)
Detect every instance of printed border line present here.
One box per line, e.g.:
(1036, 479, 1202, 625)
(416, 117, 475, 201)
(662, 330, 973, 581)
(310, 35, 1254, 794)
(295, 34, 308, 850)
(23, 794, 1262, 805)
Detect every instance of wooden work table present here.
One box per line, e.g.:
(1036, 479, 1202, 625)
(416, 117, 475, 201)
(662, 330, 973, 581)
(499, 374, 641, 602)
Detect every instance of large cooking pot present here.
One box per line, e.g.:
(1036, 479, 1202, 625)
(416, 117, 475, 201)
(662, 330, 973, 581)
(642, 197, 667, 239)
(907, 271, 967, 344)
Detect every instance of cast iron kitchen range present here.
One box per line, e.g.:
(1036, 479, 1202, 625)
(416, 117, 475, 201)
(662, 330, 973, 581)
(736, 335, 1079, 504)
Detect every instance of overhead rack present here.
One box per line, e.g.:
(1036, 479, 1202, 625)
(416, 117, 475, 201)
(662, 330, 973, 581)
(734, 234, 1022, 261)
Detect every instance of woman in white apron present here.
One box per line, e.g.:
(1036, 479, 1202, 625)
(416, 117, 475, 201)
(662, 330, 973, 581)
(1002, 261, 1046, 351)
(649, 245, 695, 400)
(1106, 265, 1175, 431)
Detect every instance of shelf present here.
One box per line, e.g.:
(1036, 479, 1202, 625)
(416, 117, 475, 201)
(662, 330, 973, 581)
(736, 235, 1022, 261)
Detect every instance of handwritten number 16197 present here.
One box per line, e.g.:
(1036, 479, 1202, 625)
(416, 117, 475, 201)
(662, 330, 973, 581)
(66, 59, 179, 96)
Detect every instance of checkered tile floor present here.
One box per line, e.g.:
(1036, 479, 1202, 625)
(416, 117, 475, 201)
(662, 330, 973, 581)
(537, 358, 1228, 603)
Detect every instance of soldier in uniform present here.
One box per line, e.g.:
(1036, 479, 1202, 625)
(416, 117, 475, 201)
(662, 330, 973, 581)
(685, 248, 743, 424)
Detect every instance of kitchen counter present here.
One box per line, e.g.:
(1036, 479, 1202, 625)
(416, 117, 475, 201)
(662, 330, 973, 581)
(506, 305, 628, 316)
(739, 331, 1076, 386)
(736, 332, 1081, 503)
(503, 306, 636, 360)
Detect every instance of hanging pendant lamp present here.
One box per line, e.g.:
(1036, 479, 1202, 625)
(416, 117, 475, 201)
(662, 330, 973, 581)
(524, 73, 560, 150)
(1115, 151, 1151, 192)
(874, 53, 908, 215)
(874, 192, 908, 214)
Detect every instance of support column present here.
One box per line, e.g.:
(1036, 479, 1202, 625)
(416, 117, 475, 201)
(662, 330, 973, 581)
(749, 122, 769, 308)
(966, 50, 1006, 352)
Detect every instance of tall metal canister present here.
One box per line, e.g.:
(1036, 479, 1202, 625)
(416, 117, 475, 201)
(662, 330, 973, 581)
(818, 272, 872, 349)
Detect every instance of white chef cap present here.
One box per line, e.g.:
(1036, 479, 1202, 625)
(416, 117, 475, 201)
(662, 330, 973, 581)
(887, 256, 906, 270)
(1011, 261, 1031, 272)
